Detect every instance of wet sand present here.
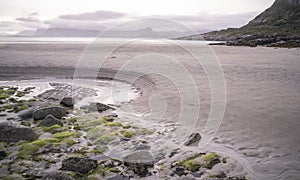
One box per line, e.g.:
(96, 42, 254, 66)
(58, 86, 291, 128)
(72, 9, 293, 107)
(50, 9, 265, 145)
(0, 42, 299, 179)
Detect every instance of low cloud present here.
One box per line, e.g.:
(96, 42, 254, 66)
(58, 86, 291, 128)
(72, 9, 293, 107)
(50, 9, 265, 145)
(15, 12, 41, 22)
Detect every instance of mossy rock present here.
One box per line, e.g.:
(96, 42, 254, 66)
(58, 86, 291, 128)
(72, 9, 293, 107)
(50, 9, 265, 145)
(178, 152, 221, 172)
(104, 122, 123, 127)
(120, 130, 136, 138)
(53, 130, 81, 140)
(87, 127, 117, 145)
(18, 138, 59, 159)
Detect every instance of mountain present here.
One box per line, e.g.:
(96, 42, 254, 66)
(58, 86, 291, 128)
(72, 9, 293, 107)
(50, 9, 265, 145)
(177, 0, 300, 47)
(32, 27, 186, 38)
(34, 28, 100, 37)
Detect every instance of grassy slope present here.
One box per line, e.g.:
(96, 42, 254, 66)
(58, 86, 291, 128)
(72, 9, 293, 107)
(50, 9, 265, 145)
(203, 0, 300, 39)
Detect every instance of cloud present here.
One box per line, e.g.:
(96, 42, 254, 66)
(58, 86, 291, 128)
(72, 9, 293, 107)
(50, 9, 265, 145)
(59, 10, 127, 21)
(164, 11, 259, 33)
(15, 12, 41, 22)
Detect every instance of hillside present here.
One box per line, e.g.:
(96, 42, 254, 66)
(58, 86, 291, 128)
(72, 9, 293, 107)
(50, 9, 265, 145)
(178, 0, 300, 47)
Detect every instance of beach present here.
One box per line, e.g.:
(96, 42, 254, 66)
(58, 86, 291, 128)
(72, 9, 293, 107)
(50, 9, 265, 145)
(0, 38, 299, 179)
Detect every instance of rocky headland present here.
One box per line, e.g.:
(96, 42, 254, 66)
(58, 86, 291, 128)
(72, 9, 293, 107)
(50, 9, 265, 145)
(177, 0, 300, 48)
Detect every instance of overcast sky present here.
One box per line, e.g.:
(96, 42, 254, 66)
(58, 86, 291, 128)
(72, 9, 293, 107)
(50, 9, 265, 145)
(0, 0, 275, 34)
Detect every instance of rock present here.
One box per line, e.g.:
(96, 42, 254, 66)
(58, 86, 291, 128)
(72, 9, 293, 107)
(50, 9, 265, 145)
(43, 172, 74, 180)
(123, 150, 154, 176)
(0, 125, 37, 142)
(38, 115, 63, 127)
(215, 171, 227, 178)
(107, 174, 130, 180)
(0, 150, 7, 160)
(173, 167, 186, 176)
(88, 102, 114, 113)
(0, 166, 9, 178)
(4, 174, 23, 180)
(61, 157, 98, 174)
(60, 97, 74, 107)
(23, 169, 45, 178)
(33, 106, 67, 120)
(18, 108, 34, 119)
(184, 133, 201, 146)
(191, 172, 202, 178)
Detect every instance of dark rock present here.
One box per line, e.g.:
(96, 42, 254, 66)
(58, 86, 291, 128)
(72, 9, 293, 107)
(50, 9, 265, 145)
(88, 102, 114, 113)
(61, 157, 98, 174)
(0, 151, 6, 160)
(38, 115, 63, 127)
(173, 167, 185, 176)
(43, 172, 74, 180)
(0, 125, 37, 142)
(33, 106, 67, 120)
(107, 174, 130, 180)
(184, 133, 201, 146)
(60, 97, 74, 107)
(18, 107, 34, 119)
(123, 150, 154, 176)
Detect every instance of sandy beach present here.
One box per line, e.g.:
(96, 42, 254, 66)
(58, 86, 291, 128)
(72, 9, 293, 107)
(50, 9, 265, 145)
(0, 40, 299, 179)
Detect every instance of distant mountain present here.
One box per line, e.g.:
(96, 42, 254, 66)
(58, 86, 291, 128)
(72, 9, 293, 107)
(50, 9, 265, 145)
(31, 27, 186, 38)
(34, 28, 100, 37)
(177, 0, 300, 47)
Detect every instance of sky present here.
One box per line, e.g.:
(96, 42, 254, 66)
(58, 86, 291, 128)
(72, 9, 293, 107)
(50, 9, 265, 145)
(0, 0, 275, 35)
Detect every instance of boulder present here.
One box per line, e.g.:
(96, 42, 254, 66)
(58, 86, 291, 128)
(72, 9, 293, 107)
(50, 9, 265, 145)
(38, 115, 63, 127)
(17, 108, 34, 119)
(61, 157, 97, 174)
(43, 172, 74, 180)
(32, 106, 67, 120)
(123, 150, 154, 176)
(60, 97, 74, 107)
(184, 133, 201, 146)
(89, 102, 114, 113)
(0, 125, 37, 142)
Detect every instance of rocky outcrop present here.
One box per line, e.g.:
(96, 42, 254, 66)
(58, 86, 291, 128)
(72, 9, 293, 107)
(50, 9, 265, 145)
(61, 157, 98, 174)
(177, 0, 300, 47)
(184, 133, 201, 146)
(38, 115, 63, 127)
(88, 102, 114, 113)
(33, 106, 67, 120)
(60, 97, 74, 107)
(123, 151, 154, 176)
(0, 125, 37, 142)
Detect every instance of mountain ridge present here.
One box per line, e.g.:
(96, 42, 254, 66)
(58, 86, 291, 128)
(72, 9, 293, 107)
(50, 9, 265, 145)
(177, 0, 300, 47)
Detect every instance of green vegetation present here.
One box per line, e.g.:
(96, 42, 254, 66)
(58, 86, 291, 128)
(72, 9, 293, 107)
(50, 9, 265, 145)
(202, 152, 221, 169)
(90, 166, 121, 176)
(16, 91, 25, 97)
(86, 127, 116, 148)
(178, 152, 221, 172)
(19, 138, 59, 159)
(104, 121, 123, 127)
(41, 124, 62, 132)
(17, 104, 28, 111)
(53, 130, 81, 140)
(120, 130, 136, 138)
